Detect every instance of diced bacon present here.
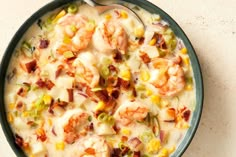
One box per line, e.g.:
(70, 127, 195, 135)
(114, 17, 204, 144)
(39, 39, 50, 49)
(139, 51, 151, 64)
(24, 59, 37, 73)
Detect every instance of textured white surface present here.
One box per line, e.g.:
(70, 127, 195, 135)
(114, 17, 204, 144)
(1, 0, 236, 157)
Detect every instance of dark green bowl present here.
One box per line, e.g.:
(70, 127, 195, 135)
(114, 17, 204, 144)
(0, 0, 203, 156)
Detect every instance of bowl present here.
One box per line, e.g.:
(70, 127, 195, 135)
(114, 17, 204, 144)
(0, 0, 203, 156)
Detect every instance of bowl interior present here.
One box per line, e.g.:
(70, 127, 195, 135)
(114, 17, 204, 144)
(0, 0, 203, 156)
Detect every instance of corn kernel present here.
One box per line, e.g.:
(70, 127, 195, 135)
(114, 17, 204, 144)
(152, 14, 161, 21)
(168, 146, 176, 154)
(22, 111, 29, 117)
(180, 47, 188, 54)
(7, 113, 14, 123)
(52, 10, 66, 23)
(146, 138, 161, 154)
(29, 155, 35, 157)
(134, 27, 144, 38)
(120, 10, 128, 18)
(149, 38, 157, 46)
(176, 115, 182, 122)
(48, 118, 53, 126)
(121, 128, 131, 135)
(70, 25, 77, 32)
(8, 103, 15, 110)
(105, 14, 112, 20)
(140, 70, 150, 82)
(158, 148, 169, 157)
(185, 84, 193, 90)
(121, 70, 131, 81)
(55, 142, 65, 150)
(182, 56, 190, 66)
(151, 95, 161, 105)
(160, 99, 169, 108)
(146, 89, 153, 96)
(182, 122, 190, 129)
(63, 36, 71, 44)
(43, 94, 52, 105)
(95, 101, 105, 111)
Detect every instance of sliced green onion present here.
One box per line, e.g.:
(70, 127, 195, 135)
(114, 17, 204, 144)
(97, 112, 115, 125)
(186, 77, 193, 84)
(88, 115, 92, 122)
(67, 4, 78, 14)
(97, 113, 108, 122)
(100, 66, 110, 78)
(21, 41, 35, 57)
(140, 131, 154, 143)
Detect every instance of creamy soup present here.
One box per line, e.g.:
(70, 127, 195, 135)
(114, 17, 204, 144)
(5, 1, 196, 157)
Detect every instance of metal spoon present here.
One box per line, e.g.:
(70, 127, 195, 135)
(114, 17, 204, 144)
(84, 0, 145, 28)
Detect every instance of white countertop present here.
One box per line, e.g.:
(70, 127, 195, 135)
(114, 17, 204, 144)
(1, 0, 236, 156)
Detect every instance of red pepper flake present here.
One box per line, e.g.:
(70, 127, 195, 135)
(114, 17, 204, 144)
(39, 39, 50, 49)
(55, 65, 64, 78)
(25, 59, 37, 73)
(182, 110, 191, 121)
(67, 88, 74, 102)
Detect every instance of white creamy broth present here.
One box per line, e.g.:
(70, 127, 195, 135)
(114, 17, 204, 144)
(5, 1, 196, 157)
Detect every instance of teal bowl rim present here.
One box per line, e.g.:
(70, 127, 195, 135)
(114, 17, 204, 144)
(0, 0, 203, 156)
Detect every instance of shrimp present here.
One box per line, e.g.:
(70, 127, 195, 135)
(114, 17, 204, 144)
(55, 109, 89, 144)
(92, 20, 128, 54)
(74, 135, 110, 157)
(73, 52, 100, 88)
(114, 101, 149, 126)
(149, 58, 185, 97)
(55, 14, 95, 54)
